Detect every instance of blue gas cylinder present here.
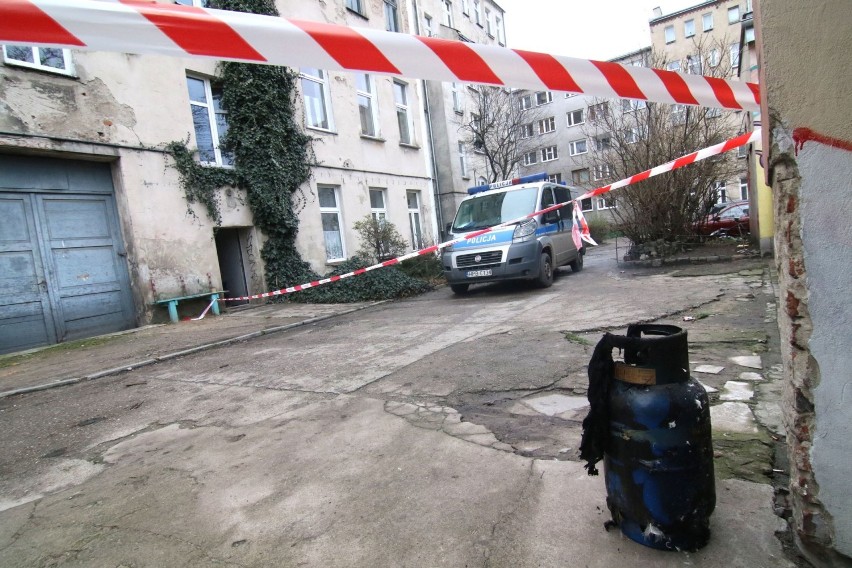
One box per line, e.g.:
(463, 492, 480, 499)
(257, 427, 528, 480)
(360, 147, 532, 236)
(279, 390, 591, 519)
(581, 324, 715, 552)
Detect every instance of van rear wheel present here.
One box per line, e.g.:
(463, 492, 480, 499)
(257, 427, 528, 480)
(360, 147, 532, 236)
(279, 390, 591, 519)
(536, 252, 554, 288)
(450, 284, 470, 295)
(570, 250, 584, 272)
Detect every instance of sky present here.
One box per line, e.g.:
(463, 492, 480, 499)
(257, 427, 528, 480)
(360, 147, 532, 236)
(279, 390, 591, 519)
(497, 0, 703, 61)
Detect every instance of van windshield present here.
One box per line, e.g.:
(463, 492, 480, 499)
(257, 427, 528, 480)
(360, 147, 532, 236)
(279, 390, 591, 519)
(452, 187, 539, 232)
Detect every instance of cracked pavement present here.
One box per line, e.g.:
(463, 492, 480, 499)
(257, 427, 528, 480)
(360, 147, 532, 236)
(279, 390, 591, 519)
(0, 244, 795, 567)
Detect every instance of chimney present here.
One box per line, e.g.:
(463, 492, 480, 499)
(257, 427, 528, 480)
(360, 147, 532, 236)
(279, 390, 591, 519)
(652, 6, 663, 17)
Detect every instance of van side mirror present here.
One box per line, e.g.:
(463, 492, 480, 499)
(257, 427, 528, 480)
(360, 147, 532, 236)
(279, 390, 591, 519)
(445, 223, 452, 235)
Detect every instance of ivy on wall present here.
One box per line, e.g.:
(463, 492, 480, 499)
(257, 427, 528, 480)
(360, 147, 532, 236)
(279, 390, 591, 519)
(166, 0, 436, 303)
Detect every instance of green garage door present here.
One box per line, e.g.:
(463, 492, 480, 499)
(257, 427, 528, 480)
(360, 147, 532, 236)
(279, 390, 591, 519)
(0, 155, 135, 355)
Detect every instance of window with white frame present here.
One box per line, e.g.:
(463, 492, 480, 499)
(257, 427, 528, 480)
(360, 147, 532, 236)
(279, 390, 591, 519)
(569, 139, 588, 156)
(706, 106, 722, 118)
(519, 123, 534, 139)
(519, 94, 533, 110)
(394, 80, 413, 144)
(671, 104, 687, 125)
(593, 164, 612, 180)
(175, 0, 210, 6)
(458, 141, 469, 177)
(300, 68, 334, 131)
(597, 194, 616, 209)
(684, 19, 695, 37)
(686, 55, 702, 75)
(738, 141, 748, 158)
(581, 198, 594, 212)
(572, 168, 590, 184)
(345, 0, 366, 16)
(624, 127, 645, 144)
(186, 75, 234, 167)
(442, 0, 453, 27)
(621, 99, 646, 112)
(319, 186, 345, 261)
(745, 27, 755, 42)
(496, 15, 505, 45)
(423, 14, 434, 36)
(384, 0, 400, 32)
(728, 5, 740, 24)
(538, 116, 556, 134)
(451, 82, 464, 113)
(702, 12, 714, 31)
(356, 74, 379, 137)
(739, 177, 749, 200)
(473, 0, 482, 25)
(541, 146, 558, 162)
(709, 48, 720, 67)
(664, 25, 675, 44)
(746, 0, 753, 12)
(471, 113, 485, 151)
(548, 173, 563, 184)
(461, 0, 469, 15)
(714, 180, 728, 203)
(730, 42, 740, 68)
(667, 60, 681, 72)
(566, 109, 585, 127)
(594, 135, 612, 151)
(522, 151, 538, 166)
(369, 188, 387, 222)
(407, 191, 423, 249)
(3, 45, 74, 75)
(535, 91, 553, 106)
(485, 7, 493, 35)
(588, 102, 608, 121)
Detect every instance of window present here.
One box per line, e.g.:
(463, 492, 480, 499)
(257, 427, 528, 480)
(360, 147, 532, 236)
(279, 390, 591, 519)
(746, 0, 753, 12)
(538, 117, 556, 134)
(594, 135, 612, 151)
(569, 139, 588, 156)
(519, 95, 533, 110)
(667, 60, 681, 72)
(186, 76, 234, 167)
(624, 127, 645, 144)
(621, 99, 646, 112)
(495, 15, 505, 45)
(3, 45, 74, 75)
(370, 188, 387, 222)
(730, 42, 740, 68)
(519, 123, 535, 139)
(175, 0, 209, 6)
(461, 0, 469, 15)
(319, 186, 345, 261)
(442, 0, 453, 27)
(356, 74, 379, 137)
(714, 180, 728, 203)
(548, 173, 563, 184)
(572, 168, 590, 184)
(738, 141, 748, 158)
(394, 80, 412, 145)
(484, 7, 493, 35)
(580, 198, 593, 212)
(702, 12, 713, 31)
(345, 0, 365, 16)
(706, 106, 722, 118)
(535, 91, 553, 106)
(458, 141, 468, 177)
(473, 0, 482, 25)
(384, 0, 400, 32)
(593, 164, 613, 180)
(588, 102, 607, 121)
(684, 19, 695, 37)
(301, 68, 334, 131)
(451, 82, 464, 113)
(541, 146, 558, 162)
(566, 109, 585, 126)
(664, 25, 675, 44)
(522, 151, 538, 166)
(686, 55, 702, 75)
(709, 48, 720, 67)
(423, 14, 434, 36)
(745, 27, 755, 43)
(739, 177, 749, 200)
(597, 195, 617, 209)
(728, 5, 740, 24)
(671, 104, 687, 125)
(471, 113, 484, 151)
(407, 191, 423, 250)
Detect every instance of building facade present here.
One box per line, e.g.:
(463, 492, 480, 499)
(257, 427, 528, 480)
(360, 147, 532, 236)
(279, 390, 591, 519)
(0, 0, 438, 354)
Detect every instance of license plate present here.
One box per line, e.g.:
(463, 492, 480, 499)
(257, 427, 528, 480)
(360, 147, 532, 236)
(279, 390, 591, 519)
(466, 269, 492, 278)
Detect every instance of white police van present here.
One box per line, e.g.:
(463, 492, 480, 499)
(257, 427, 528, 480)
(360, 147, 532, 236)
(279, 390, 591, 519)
(442, 173, 585, 294)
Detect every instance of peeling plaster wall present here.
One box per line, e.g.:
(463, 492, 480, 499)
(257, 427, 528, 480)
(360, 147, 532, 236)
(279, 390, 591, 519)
(760, 0, 852, 563)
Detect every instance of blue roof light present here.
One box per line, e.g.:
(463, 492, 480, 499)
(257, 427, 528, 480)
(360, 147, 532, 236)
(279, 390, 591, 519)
(467, 172, 549, 195)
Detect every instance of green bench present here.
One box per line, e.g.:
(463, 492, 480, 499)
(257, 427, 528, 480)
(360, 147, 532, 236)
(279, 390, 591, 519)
(154, 291, 225, 323)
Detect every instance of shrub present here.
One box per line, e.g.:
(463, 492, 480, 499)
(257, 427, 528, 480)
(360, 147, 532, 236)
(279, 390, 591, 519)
(586, 216, 611, 245)
(353, 215, 409, 263)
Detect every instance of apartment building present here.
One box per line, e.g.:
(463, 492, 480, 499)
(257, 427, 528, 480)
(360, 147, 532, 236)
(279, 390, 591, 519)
(413, 0, 508, 235)
(0, 0, 437, 354)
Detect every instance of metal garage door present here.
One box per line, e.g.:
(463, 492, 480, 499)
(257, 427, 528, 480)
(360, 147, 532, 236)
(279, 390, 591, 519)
(0, 155, 135, 355)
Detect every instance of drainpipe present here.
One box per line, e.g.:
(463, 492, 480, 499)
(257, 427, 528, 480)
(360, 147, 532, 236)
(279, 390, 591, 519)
(411, 0, 446, 240)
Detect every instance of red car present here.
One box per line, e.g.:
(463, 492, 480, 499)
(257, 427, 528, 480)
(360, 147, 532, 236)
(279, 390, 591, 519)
(695, 201, 750, 236)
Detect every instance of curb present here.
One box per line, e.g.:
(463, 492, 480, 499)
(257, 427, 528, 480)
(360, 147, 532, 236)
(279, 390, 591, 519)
(0, 301, 387, 400)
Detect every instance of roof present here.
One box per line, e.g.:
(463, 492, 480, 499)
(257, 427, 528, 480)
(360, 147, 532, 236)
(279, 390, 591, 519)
(649, 0, 720, 25)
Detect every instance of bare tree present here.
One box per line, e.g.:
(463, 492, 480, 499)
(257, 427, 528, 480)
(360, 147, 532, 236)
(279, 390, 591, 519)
(459, 87, 543, 183)
(581, 37, 741, 244)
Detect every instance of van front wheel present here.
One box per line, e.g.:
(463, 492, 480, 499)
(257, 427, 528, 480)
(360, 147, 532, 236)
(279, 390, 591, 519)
(450, 284, 470, 295)
(536, 253, 554, 288)
(570, 250, 584, 272)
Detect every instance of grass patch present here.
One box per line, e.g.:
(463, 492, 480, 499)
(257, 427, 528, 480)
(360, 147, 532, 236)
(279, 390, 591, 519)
(563, 332, 592, 346)
(0, 335, 119, 369)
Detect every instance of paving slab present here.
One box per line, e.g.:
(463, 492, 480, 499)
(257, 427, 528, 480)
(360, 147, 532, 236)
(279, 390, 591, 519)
(730, 355, 763, 369)
(711, 402, 760, 434)
(739, 372, 764, 381)
(720, 381, 755, 402)
(521, 393, 589, 417)
(695, 364, 725, 374)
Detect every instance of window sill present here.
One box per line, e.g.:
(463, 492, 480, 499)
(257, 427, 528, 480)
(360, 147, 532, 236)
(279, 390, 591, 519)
(307, 126, 337, 135)
(345, 7, 369, 20)
(454, 110, 464, 116)
(326, 258, 347, 266)
(399, 142, 421, 150)
(360, 134, 386, 143)
(4, 60, 77, 78)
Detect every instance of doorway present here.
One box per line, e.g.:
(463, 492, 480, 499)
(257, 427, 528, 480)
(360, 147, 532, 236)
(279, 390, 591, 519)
(214, 228, 250, 306)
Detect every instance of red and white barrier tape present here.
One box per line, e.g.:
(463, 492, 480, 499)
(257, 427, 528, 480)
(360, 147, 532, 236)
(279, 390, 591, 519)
(0, 0, 759, 111)
(221, 129, 760, 301)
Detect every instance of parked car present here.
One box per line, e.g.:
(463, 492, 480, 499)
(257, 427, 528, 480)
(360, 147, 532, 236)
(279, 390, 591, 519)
(695, 201, 750, 236)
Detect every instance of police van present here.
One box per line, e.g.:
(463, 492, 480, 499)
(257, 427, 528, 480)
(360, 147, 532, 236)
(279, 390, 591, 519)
(442, 173, 585, 294)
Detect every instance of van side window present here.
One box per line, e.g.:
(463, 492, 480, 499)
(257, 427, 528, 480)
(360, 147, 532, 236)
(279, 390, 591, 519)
(553, 186, 572, 219)
(540, 187, 555, 209)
